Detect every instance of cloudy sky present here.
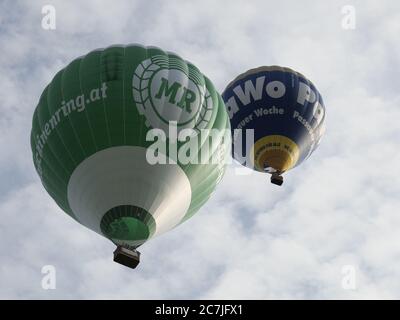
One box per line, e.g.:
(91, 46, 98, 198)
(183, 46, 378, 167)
(1, 0, 400, 299)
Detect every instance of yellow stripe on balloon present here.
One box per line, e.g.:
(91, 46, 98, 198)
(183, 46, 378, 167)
(250, 135, 300, 172)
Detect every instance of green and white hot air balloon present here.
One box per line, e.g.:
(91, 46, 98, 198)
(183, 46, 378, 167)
(31, 44, 230, 268)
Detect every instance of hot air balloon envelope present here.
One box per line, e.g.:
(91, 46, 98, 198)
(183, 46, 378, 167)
(222, 66, 325, 184)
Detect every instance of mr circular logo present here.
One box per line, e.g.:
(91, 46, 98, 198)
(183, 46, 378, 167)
(132, 55, 214, 136)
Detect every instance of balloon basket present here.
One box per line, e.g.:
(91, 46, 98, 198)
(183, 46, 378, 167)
(113, 245, 140, 269)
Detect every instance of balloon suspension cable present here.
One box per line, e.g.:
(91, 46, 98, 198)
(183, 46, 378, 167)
(113, 245, 141, 269)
